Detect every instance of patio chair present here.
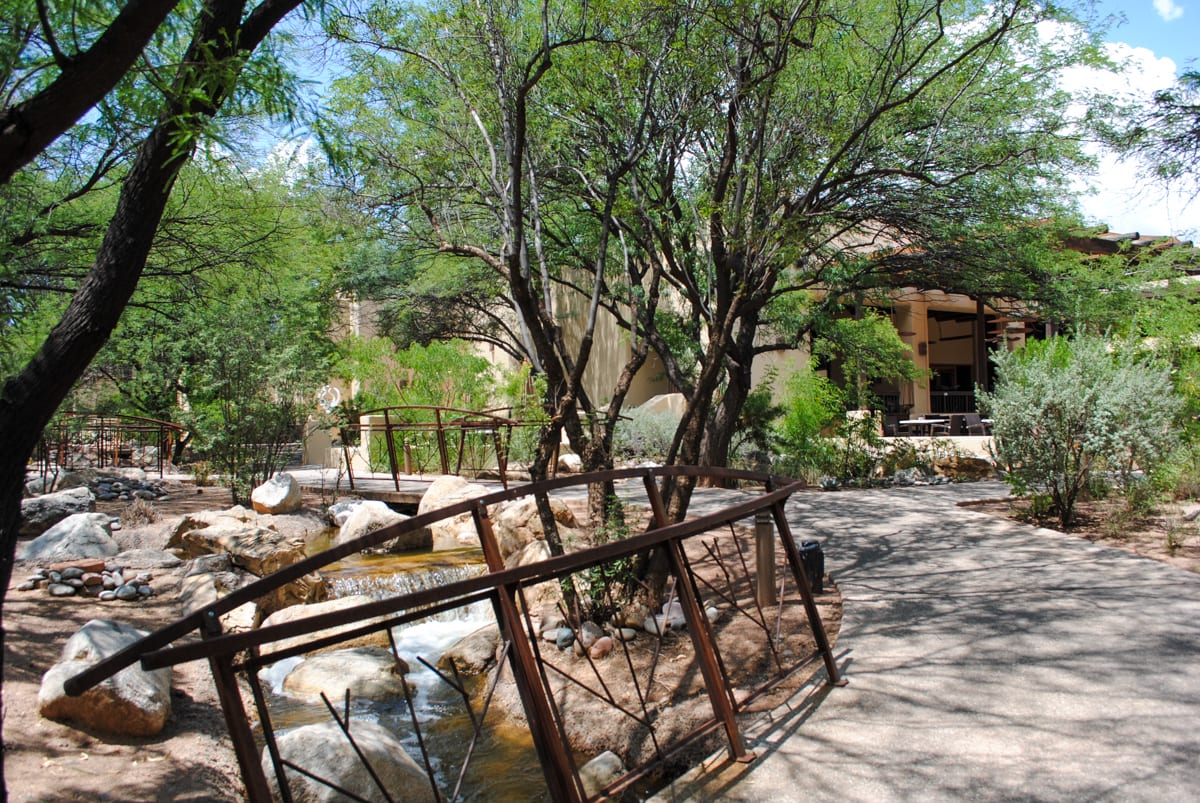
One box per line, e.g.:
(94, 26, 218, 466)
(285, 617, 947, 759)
(963, 413, 989, 436)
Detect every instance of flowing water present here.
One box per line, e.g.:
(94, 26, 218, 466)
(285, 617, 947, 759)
(256, 534, 548, 799)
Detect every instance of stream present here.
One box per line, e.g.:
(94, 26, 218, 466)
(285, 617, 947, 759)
(256, 536, 548, 799)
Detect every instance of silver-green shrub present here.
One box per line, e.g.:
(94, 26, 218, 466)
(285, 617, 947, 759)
(978, 334, 1181, 528)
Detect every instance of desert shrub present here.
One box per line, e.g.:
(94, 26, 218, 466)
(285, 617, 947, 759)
(613, 407, 680, 463)
(978, 333, 1181, 528)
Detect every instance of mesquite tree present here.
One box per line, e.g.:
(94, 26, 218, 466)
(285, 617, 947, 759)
(0, 0, 306, 789)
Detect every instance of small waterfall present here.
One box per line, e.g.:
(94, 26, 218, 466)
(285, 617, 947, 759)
(323, 548, 494, 623)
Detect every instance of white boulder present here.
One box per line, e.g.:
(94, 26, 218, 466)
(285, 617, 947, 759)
(281, 647, 408, 701)
(251, 473, 303, 515)
(19, 512, 119, 561)
(38, 619, 171, 736)
(19, 486, 96, 538)
(263, 719, 432, 802)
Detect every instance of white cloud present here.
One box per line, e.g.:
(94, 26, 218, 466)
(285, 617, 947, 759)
(1153, 0, 1185, 22)
(1058, 42, 1198, 237)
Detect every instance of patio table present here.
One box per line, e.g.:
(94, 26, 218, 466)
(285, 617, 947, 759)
(899, 418, 948, 436)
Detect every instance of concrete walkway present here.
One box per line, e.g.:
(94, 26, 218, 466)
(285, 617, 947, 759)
(655, 480, 1200, 802)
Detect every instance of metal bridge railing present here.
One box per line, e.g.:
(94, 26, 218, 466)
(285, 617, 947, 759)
(64, 466, 844, 802)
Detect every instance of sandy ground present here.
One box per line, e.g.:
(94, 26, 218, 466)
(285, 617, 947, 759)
(4, 484, 246, 802)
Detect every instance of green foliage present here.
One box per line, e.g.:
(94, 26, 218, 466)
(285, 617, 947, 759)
(182, 277, 334, 502)
(775, 364, 845, 477)
(813, 312, 921, 410)
(978, 334, 1182, 528)
(613, 408, 682, 464)
(730, 378, 785, 466)
(498, 363, 549, 466)
(334, 338, 496, 414)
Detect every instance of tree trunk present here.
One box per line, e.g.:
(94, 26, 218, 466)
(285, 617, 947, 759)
(0, 0, 302, 791)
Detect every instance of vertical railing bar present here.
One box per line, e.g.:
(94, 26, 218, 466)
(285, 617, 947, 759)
(473, 502, 583, 802)
(318, 691, 400, 803)
(677, 531, 750, 716)
(246, 663, 296, 803)
(202, 613, 274, 802)
(664, 535, 753, 763)
(770, 501, 846, 687)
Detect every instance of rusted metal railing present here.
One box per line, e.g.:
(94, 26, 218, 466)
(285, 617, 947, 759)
(65, 466, 844, 802)
(36, 413, 187, 479)
(338, 406, 521, 490)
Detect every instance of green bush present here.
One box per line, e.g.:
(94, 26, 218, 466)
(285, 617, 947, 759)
(613, 407, 680, 463)
(978, 333, 1181, 528)
(774, 364, 844, 478)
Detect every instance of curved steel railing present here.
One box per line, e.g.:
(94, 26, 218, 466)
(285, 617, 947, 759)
(65, 466, 842, 802)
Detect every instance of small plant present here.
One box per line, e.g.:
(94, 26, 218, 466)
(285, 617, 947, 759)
(189, 460, 214, 487)
(121, 497, 157, 527)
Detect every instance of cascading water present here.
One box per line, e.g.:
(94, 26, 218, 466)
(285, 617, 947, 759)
(258, 538, 545, 798)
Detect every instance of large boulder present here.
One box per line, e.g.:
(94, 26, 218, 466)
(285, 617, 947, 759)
(933, 454, 995, 480)
(417, 476, 490, 550)
(263, 720, 432, 803)
(19, 486, 96, 538)
(175, 524, 308, 577)
(491, 496, 576, 563)
(251, 473, 303, 515)
(38, 619, 171, 736)
(258, 595, 390, 656)
(180, 551, 325, 628)
(18, 512, 119, 561)
(282, 647, 408, 700)
(336, 501, 431, 553)
(437, 624, 502, 675)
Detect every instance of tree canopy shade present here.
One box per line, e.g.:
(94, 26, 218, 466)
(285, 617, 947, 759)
(0, 0, 185, 183)
(1107, 70, 1200, 203)
(0, 0, 309, 791)
(324, 0, 1102, 513)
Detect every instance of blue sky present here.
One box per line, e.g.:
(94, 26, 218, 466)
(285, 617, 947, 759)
(1095, 0, 1196, 70)
(1073, 0, 1199, 236)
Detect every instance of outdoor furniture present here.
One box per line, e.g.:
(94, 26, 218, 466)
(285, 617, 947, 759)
(899, 418, 948, 436)
(963, 413, 990, 435)
(883, 414, 902, 437)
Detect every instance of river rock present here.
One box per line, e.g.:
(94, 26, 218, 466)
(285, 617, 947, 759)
(38, 618, 171, 736)
(19, 486, 96, 538)
(282, 647, 408, 700)
(176, 524, 307, 577)
(589, 636, 615, 660)
(263, 719, 432, 803)
(417, 476, 490, 550)
(258, 595, 390, 656)
(251, 472, 303, 515)
(18, 513, 119, 561)
(490, 496, 577, 562)
(438, 624, 502, 675)
(336, 501, 431, 552)
(579, 750, 625, 797)
(578, 621, 604, 649)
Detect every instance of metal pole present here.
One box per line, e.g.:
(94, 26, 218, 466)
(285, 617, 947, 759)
(755, 510, 777, 607)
